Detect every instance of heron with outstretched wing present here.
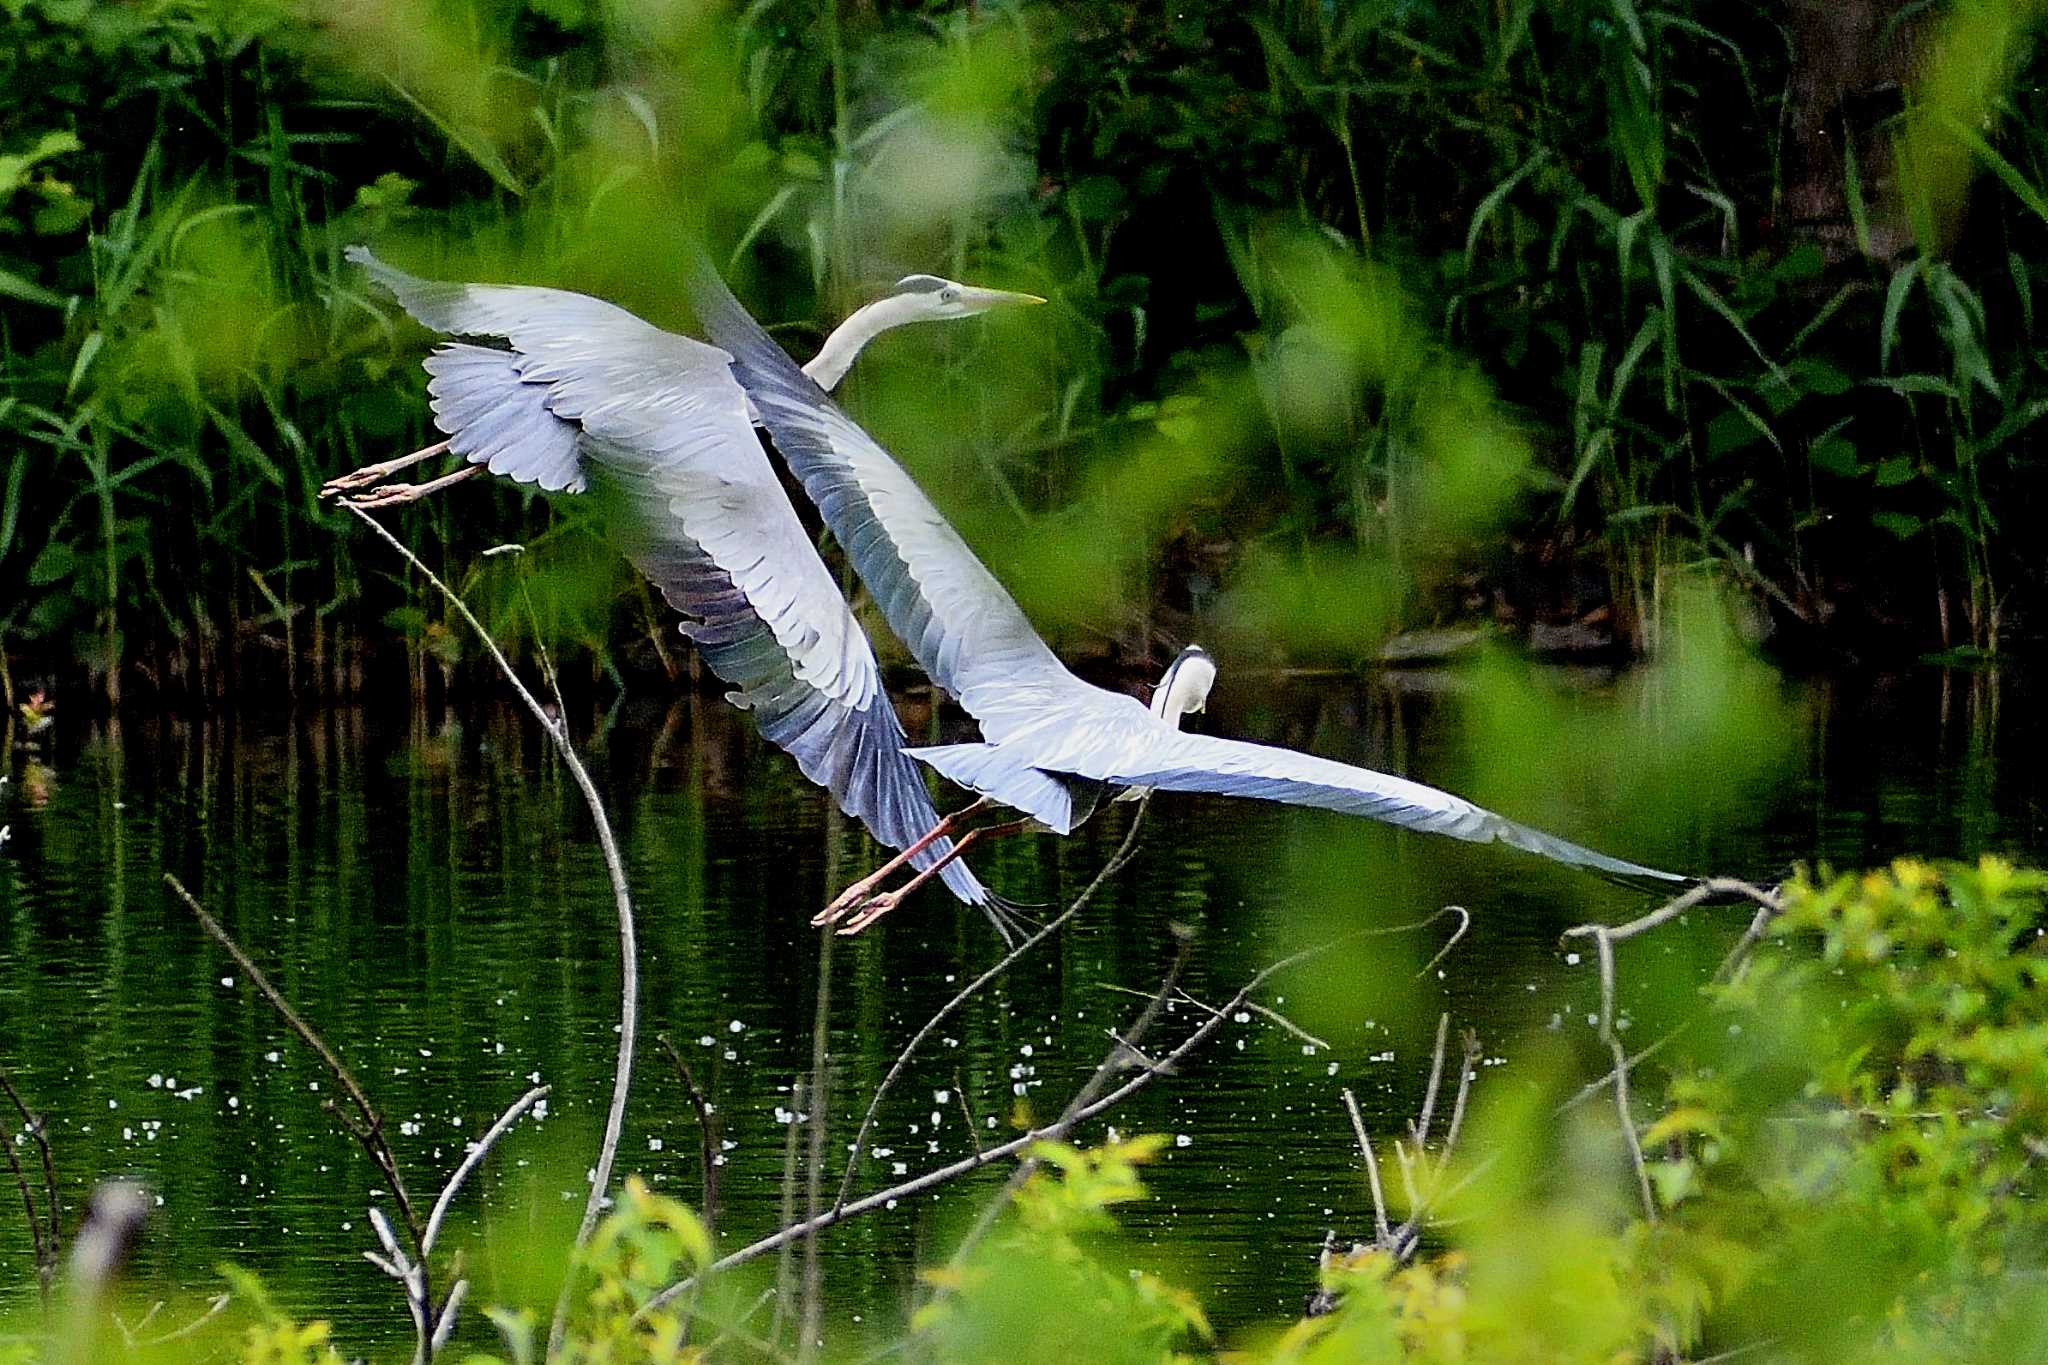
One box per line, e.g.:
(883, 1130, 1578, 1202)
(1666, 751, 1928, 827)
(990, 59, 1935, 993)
(333, 247, 1048, 942)
(337, 245, 1691, 941)
(676, 251, 1692, 930)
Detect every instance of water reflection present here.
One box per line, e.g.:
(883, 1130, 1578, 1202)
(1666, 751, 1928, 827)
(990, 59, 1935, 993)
(0, 665, 2039, 1347)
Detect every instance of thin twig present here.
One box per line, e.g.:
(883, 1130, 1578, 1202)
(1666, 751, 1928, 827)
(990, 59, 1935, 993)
(420, 1086, 549, 1260)
(0, 1109, 47, 1294)
(1593, 928, 1657, 1223)
(1556, 877, 1786, 1227)
(656, 1036, 721, 1235)
(1096, 984, 1333, 1053)
(0, 1069, 56, 1280)
(1557, 1027, 1684, 1115)
(1342, 1089, 1391, 1245)
(1560, 878, 1782, 949)
(341, 504, 640, 1362)
(1412, 1013, 1451, 1147)
(944, 931, 1194, 1270)
(512, 571, 569, 725)
(831, 797, 1154, 1215)
(951, 1070, 982, 1158)
(135, 1294, 231, 1347)
(1441, 1029, 1481, 1162)
(163, 874, 420, 1246)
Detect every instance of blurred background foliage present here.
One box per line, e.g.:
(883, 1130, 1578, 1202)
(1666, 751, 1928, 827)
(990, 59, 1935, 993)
(4, 0, 2048, 711)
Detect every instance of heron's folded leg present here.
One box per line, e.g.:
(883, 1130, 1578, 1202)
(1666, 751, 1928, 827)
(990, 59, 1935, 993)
(319, 440, 452, 498)
(341, 463, 485, 508)
(814, 796, 992, 927)
(836, 816, 1037, 936)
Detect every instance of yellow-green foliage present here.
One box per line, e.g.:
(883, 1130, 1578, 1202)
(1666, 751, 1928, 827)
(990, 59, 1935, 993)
(468, 1176, 714, 1365)
(1648, 857, 2048, 1358)
(912, 1136, 1211, 1364)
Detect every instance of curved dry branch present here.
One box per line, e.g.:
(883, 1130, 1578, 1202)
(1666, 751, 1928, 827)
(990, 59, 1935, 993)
(340, 504, 640, 1361)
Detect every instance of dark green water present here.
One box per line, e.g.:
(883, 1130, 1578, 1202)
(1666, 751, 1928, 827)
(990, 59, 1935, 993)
(0, 662, 2040, 1350)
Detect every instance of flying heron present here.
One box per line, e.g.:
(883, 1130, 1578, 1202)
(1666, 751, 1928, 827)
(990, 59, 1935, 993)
(332, 247, 1048, 942)
(677, 251, 1691, 930)
(337, 245, 1689, 938)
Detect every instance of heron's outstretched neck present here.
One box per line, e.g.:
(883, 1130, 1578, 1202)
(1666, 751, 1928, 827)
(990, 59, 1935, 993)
(801, 294, 925, 391)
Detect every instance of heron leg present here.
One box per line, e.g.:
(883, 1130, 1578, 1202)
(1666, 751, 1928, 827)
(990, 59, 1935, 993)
(319, 440, 452, 498)
(813, 796, 992, 927)
(342, 463, 485, 508)
(835, 817, 1037, 936)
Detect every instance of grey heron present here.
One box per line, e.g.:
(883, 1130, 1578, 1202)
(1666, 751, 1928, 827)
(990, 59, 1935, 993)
(333, 247, 1048, 941)
(337, 245, 1690, 941)
(674, 250, 1692, 930)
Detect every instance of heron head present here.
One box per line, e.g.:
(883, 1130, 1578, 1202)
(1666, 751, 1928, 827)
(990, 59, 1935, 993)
(1149, 645, 1217, 728)
(890, 273, 1047, 320)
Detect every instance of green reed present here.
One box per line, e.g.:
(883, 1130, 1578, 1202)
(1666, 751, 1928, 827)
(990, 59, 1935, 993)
(2, 0, 2047, 708)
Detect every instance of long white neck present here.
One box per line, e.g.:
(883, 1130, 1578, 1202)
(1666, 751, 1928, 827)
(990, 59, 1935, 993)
(800, 294, 928, 391)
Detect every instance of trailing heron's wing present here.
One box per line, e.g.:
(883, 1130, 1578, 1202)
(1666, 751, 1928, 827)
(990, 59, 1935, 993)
(350, 248, 1005, 919)
(911, 700, 1688, 888)
(684, 252, 1079, 743)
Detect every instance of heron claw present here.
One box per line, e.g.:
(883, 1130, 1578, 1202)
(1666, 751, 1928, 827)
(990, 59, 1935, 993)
(837, 891, 905, 935)
(815, 877, 884, 926)
(340, 481, 433, 508)
(319, 468, 392, 498)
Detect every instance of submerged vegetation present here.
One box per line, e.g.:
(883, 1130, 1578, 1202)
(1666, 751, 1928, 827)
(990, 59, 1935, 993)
(1, 0, 2046, 711)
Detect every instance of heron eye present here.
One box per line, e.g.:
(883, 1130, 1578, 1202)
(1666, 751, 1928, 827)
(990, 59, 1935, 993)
(939, 287, 960, 304)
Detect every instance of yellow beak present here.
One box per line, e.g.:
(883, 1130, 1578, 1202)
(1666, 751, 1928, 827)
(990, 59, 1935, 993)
(958, 285, 1048, 312)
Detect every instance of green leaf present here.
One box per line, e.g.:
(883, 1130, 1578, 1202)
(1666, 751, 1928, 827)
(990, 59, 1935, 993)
(1705, 408, 1765, 458)
(1882, 259, 1922, 371)
(27, 538, 78, 586)
(0, 265, 66, 309)
(1874, 457, 1917, 488)
(1809, 436, 1862, 478)
(1069, 176, 1127, 222)
(1872, 510, 1924, 539)
(1465, 150, 1548, 266)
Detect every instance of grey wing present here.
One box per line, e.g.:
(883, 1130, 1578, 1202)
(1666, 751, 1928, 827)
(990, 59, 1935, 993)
(1038, 712, 1690, 886)
(351, 247, 1000, 911)
(423, 344, 585, 491)
(683, 250, 1081, 743)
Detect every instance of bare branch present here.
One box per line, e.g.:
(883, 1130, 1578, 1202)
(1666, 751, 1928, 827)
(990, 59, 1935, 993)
(1096, 984, 1333, 1053)
(1412, 1013, 1451, 1147)
(136, 1295, 231, 1348)
(341, 504, 640, 1362)
(163, 874, 420, 1247)
(0, 1068, 57, 1287)
(1441, 1029, 1482, 1162)
(1342, 1090, 1392, 1245)
(1560, 878, 1782, 949)
(944, 929, 1195, 1270)
(638, 911, 1467, 1324)
(421, 1086, 550, 1261)
(656, 1036, 721, 1235)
